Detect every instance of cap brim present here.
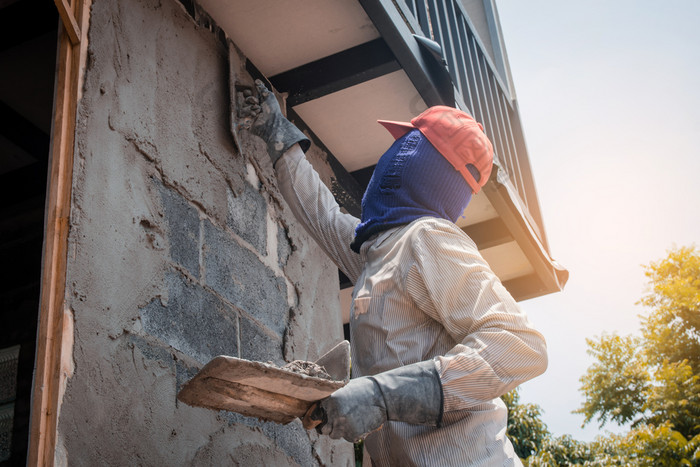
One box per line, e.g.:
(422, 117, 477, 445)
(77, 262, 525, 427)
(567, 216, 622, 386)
(377, 120, 416, 140)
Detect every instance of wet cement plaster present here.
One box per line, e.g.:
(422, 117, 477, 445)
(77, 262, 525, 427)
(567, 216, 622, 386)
(56, 0, 352, 464)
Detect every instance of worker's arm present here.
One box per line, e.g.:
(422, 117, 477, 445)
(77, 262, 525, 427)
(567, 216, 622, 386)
(315, 222, 546, 442)
(404, 223, 548, 411)
(247, 81, 363, 283)
(276, 146, 363, 283)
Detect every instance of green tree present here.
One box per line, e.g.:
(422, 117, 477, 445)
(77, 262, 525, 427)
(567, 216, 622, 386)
(524, 426, 700, 467)
(511, 247, 700, 466)
(504, 388, 550, 459)
(576, 246, 700, 440)
(574, 333, 650, 427)
(639, 246, 700, 372)
(524, 435, 594, 466)
(644, 360, 700, 439)
(600, 423, 700, 466)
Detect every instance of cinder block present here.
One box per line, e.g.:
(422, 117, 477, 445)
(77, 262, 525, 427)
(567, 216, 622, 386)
(140, 269, 238, 364)
(158, 183, 200, 278)
(227, 179, 267, 253)
(219, 412, 316, 467)
(175, 358, 200, 394)
(264, 421, 317, 466)
(239, 315, 284, 365)
(203, 220, 289, 336)
(127, 334, 174, 366)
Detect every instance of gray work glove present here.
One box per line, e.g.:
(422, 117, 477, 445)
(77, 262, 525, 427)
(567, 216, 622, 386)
(316, 360, 443, 442)
(245, 80, 310, 166)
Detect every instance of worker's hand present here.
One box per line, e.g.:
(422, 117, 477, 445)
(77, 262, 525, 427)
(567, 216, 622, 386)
(242, 80, 310, 166)
(248, 80, 281, 132)
(316, 360, 444, 442)
(318, 377, 387, 442)
(237, 88, 261, 123)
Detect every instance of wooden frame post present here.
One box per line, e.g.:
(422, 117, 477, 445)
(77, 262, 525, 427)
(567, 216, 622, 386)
(28, 1, 90, 465)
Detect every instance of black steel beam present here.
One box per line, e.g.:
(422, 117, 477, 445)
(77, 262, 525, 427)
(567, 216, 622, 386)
(269, 38, 401, 107)
(359, 0, 452, 107)
(350, 165, 376, 192)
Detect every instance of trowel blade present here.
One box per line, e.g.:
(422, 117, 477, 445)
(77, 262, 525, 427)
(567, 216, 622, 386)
(177, 356, 345, 425)
(314, 340, 350, 383)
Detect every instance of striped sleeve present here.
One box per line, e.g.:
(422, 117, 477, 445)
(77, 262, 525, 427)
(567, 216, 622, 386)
(275, 145, 363, 283)
(403, 222, 548, 411)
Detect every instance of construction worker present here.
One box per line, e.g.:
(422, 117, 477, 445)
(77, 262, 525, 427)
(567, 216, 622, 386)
(245, 80, 547, 466)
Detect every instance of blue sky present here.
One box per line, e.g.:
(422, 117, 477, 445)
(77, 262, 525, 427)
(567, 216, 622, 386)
(496, 0, 700, 441)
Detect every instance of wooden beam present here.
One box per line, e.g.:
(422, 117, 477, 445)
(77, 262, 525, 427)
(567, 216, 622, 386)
(28, 0, 90, 465)
(53, 0, 80, 45)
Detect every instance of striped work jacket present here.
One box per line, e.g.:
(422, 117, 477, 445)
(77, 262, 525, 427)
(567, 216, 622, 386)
(276, 146, 547, 466)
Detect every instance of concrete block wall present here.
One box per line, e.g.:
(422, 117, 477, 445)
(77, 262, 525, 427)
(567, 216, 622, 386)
(57, 0, 353, 464)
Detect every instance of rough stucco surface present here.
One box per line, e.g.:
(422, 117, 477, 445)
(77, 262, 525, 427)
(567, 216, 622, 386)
(59, 0, 352, 464)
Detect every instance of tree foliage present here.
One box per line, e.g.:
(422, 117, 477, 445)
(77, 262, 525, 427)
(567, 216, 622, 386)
(573, 333, 649, 427)
(506, 246, 700, 465)
(639, 246, 700, 372)
(644, 360, 700, 439)
(524, 435, 594, 466)
(523, 424, 700, 466)
(575, 246, 700, 439)
(504, 388, 550, 459)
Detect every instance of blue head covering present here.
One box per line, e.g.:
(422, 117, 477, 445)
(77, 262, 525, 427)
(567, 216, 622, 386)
(351, 129, 476, 252)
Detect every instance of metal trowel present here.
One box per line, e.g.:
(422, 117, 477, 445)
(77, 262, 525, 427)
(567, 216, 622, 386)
(227, 39, 256, 155)
(177, 341, 350, 429)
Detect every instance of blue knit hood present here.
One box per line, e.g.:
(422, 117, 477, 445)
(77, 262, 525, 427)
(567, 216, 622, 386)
(351, 129, 474, 252)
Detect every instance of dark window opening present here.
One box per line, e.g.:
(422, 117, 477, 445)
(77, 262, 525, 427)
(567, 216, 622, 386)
(0, 1, 58, 464)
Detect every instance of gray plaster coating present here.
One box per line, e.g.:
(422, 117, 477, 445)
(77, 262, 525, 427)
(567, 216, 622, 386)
(239, 312, 284, 365)
(140, 268, 238, 364)
(217, 411, 343, 467)
(57, 0, 353, 463)
(202, 218, 289, 337)
(226, 178, 267, 253)
(158, 182, 201, 278)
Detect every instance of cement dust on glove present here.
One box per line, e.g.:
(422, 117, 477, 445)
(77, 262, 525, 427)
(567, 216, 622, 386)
(242, 80, 310, 166)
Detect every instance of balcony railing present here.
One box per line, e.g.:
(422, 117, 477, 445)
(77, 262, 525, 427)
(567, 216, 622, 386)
(382, 0, 548, 248)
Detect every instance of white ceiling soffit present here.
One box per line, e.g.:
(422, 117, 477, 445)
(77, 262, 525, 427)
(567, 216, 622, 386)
(481, 241, 534, 283)
(294, 70, 428, 173)
(198, 0, 380, 76)
(456, 193, 498, 228)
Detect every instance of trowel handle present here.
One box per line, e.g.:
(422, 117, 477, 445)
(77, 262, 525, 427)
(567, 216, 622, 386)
(302, 402, 326, 431)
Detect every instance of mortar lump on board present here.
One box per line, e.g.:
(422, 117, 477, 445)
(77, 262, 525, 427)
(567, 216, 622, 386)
(268, 360, 333, 380)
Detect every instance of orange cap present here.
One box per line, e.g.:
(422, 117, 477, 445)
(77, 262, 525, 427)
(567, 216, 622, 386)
(378, 106, 494, 194)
